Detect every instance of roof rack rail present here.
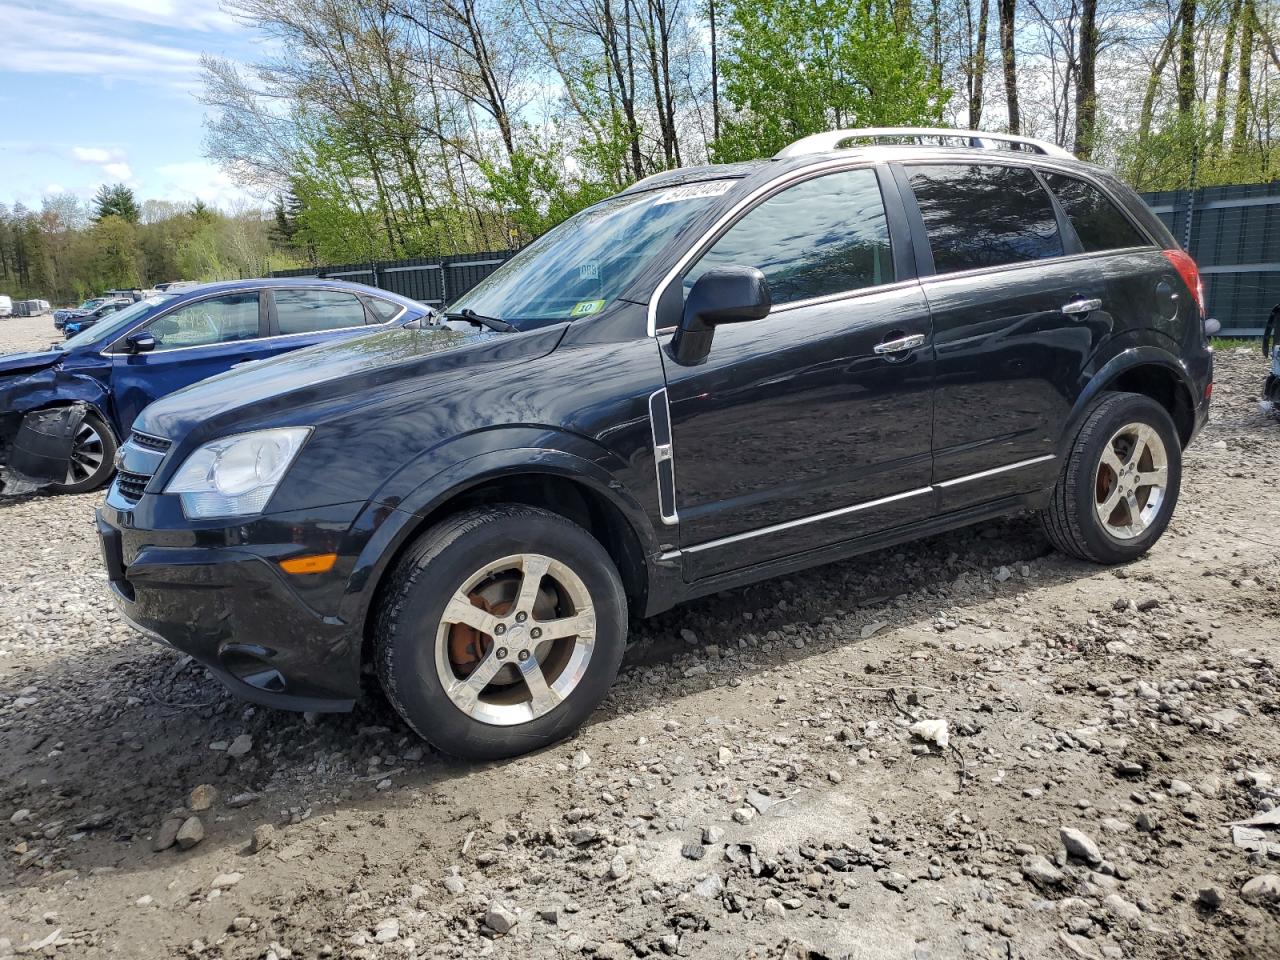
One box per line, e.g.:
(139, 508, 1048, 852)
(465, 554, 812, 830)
(775, 127, 1075, 161)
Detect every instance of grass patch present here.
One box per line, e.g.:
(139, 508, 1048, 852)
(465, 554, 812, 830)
(1211, 337, 1259, 351)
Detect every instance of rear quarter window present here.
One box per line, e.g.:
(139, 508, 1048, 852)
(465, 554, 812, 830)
(1041, 172, 1150, 252)
(366, 297, 404, 322)
(907, 164, 1064, 273)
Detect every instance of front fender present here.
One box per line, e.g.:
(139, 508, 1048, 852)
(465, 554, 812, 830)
(1059, 342, 1198, 458)
(0, 368, 114, 490)
(336, 429, 661, 628)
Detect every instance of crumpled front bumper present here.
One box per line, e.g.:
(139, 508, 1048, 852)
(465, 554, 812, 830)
(0, 403, 87, 494)
(95, 496, 376, 712)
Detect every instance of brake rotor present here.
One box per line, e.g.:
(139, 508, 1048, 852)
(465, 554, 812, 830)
(447, 573, 558, 680)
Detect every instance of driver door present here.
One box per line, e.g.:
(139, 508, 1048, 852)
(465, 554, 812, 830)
(111, 291, 266, 432)
(660, 165, 936, 580)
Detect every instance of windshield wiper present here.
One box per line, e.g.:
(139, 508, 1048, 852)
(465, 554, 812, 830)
(443, 308, 517, 333)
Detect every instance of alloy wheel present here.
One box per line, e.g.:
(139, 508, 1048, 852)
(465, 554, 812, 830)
(65, 421, 106, 486)
(1093, 421, 1169, 540)
(433, 553, 596, 726)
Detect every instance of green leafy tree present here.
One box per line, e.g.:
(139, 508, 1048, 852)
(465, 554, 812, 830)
(712, 0, 948, 162)
(189, 199, 215, 223)
(88, 215, 141, 289)
(91, 183, 141, 224)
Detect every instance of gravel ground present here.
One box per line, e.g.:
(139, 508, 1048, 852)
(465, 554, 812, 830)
(1, 311, 1278, 959)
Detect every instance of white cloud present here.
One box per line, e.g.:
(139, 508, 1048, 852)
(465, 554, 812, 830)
(149, 160, 255, 208)
(55, 0, 237, 32)
(70, 146, 135, 185)
(71, 147, 120, 165)
(0, 4, 211, 85)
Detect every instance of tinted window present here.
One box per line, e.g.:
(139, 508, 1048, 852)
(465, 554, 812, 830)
(908, 164, 1063, 273)
(148, 293, 260, 351)
(367, 297, 403, 322)
(275, 289, 367, 334)
(685, 168, 893, 305)
(1042, 173, 1148, 252)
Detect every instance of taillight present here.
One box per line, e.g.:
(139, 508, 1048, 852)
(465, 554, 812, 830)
(1162, 249, 1204, 318)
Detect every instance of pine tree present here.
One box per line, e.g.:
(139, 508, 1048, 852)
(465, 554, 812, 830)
(91, 183, 140, 224)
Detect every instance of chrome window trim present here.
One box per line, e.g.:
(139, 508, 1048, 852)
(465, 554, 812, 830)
(653, 279, 922, 335)
(915, 246, 1160, 288)
(646, 158, 887, 337)
(103, 292, 409, 358)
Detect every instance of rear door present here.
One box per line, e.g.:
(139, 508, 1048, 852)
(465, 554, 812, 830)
(248, 287, 390, 363)
(110, 291, 265, 431)
(661, 164, 936, 580)
(898, 161, 1111, 512)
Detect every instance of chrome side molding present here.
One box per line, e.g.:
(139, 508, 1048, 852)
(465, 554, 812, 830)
(648, 389, 679, 526)
(668, 453, 1057, 556)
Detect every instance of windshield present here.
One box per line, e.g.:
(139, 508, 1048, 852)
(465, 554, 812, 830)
(449, 179, 737, 329)
(59, 294, 177, 351)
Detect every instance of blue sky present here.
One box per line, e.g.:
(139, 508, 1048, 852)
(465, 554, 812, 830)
(0, 0, 265, 212)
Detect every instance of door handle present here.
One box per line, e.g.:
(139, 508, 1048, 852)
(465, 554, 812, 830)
(874, 333, 926, 355)
(1061, 298, 1102, 316)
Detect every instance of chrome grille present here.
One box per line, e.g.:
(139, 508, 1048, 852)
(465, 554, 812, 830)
(115, 470, 150, 503)
(130, 432, 171, 453)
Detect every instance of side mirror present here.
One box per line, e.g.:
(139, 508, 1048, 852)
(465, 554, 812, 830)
(126, 332, 157, 354)
(668, 266, 771, 366)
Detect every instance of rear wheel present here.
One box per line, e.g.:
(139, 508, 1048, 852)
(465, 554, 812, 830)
(48, 413, 117, 494)
(375, 505, 627, 760)
(1041, 392, 1181, 564)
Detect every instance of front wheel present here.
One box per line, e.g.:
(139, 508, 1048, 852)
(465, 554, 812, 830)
(1041, 392, 1182, 564)
(375, 505, 628, 760)
(47, 412, 117, 494)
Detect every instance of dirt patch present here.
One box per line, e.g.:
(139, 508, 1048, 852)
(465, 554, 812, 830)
(0, 329, 1277, 959)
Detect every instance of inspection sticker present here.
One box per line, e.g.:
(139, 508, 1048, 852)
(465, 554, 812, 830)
(652, 181, 733, 205)
(570, 299, 607, 317)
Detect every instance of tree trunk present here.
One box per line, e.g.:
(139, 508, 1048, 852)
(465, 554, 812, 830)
(998, 0, 1020, 133)
(970, 0, 990, 126)
(1211, 0, 1242, 152)
(1133, 16, 1180, 185)
(709, 0, 720, 142)
(1233, 0, 1255, 152)
(1177, 0, 1197, 115)
(1074, 0, 1098, 158)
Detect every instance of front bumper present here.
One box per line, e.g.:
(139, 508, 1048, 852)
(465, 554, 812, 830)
(96, 497, 377, 712)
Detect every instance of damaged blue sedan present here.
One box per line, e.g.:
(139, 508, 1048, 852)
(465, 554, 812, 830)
(0, 278, 430, 495)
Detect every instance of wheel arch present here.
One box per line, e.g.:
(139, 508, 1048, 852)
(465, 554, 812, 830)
(347, 448, 660, 660)
(1064, 347, 1198, 455)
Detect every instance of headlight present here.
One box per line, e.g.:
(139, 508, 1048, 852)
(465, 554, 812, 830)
(166, 427, 311, 519)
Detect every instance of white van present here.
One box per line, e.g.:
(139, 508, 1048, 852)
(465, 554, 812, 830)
(0, 295, 12, 318)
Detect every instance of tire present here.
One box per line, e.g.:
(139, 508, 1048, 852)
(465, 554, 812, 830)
(375, 505, 628, 760)
(1041, 391, 1181, 564)
(47, 412, 117, 495)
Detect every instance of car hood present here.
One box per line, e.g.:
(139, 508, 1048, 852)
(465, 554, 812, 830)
(0, 350, 62, 377)
(135, 322, 565, 443)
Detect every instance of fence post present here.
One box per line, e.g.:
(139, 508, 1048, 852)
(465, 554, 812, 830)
(440, 256, 449, 304)
(1182, 188, 1196, 255)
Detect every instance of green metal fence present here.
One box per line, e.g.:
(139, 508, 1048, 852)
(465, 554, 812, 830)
(1140, 183, 1280, 338)
(271, 250, 514, 308)
(274, 183, 1279, 338)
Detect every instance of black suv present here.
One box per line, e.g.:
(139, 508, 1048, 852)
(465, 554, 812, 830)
(96, 128, 1212, 759)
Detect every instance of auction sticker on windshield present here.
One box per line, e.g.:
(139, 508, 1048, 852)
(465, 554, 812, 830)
(570, 299, 606, 317)
(653, 181, 733, 205)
